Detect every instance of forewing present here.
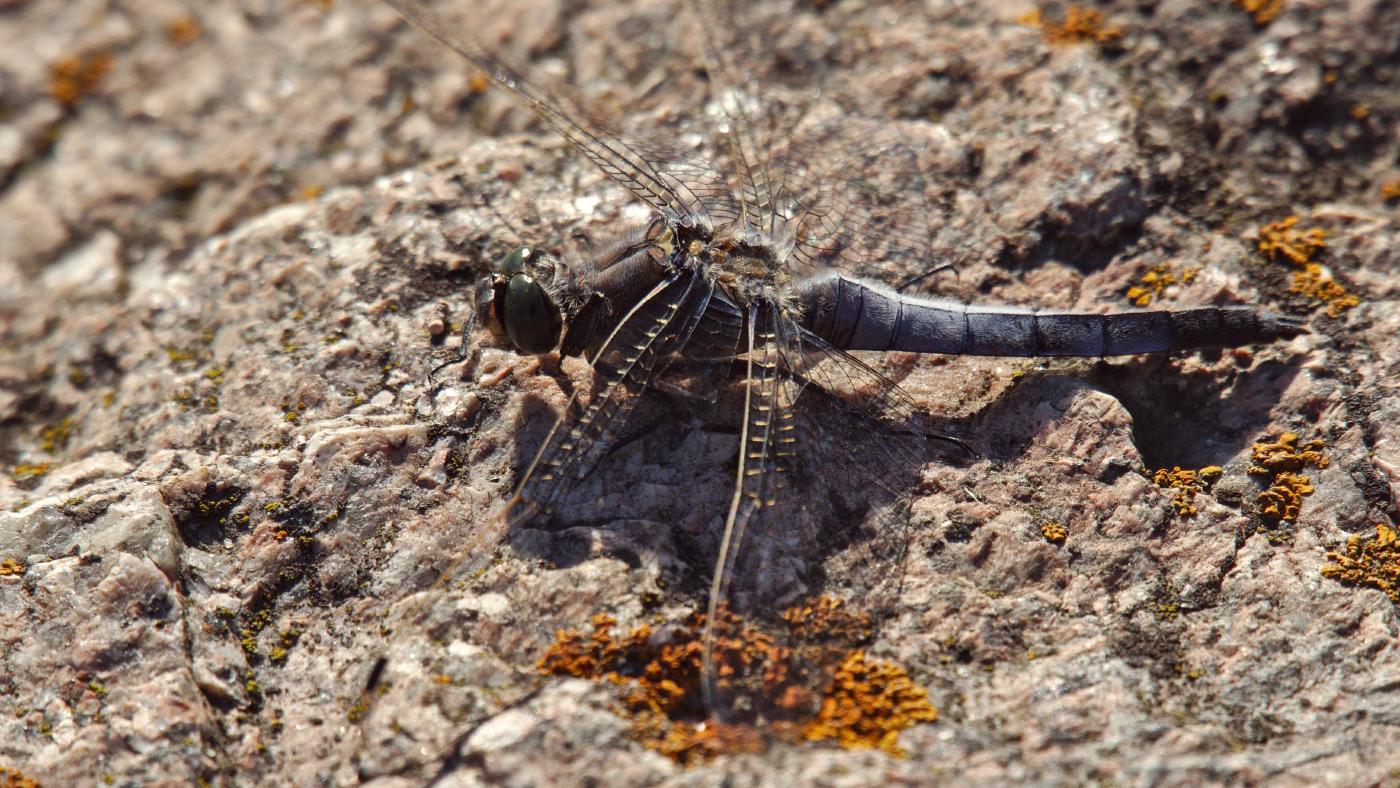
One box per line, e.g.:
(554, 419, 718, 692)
(506, 270, 716, 525)
(682, 0, 826, 247)
(383, 0, 733, 227)
(680, 1, 948, 287)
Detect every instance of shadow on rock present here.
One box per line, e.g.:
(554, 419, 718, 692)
(962, 354, 1300, 471)
(1090, 355, 1301, 469)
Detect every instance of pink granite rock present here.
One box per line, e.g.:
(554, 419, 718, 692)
(1, 0, 1396, 785)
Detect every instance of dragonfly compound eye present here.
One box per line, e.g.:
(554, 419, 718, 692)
(499, 245, 533, 275)
(501, 272, 563, 354)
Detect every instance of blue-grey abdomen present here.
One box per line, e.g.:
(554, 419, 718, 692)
(798, 274, 1306, 357)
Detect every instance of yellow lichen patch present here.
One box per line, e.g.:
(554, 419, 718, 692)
(0, 558, 25, 576)
(1322, 524, 1400, 604)
(40, 418, 74, 452)
(1150, 466, 1223, 517)
(1290, 264, 1358, 317)
(537, 600, 933, 764)
(1255, 216, 1355, 316)
(11, 463, 52, 482)
(1257, 216, 1326, 266)
(1126, 264, 1201, 306)
(1019, 6, 1122, 45)
(49, 52, 113, 107)
(537, 610, 771, 764)
(0, 764, 42, 788)
(1249, 433, 1327, 524)
(1256, 215, 1354, 315)
(1235, 0, 1284, 24)
(803, 651, 938, 757)
(1041, 522, 1067, 544)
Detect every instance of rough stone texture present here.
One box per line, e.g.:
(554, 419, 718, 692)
(2, 0, 1398, 785)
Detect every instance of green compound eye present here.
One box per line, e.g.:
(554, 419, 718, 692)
(500, 246, 533, 275)
(501, 272, 562, 355)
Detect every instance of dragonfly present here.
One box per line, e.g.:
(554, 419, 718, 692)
(384, 0, 1306, 725)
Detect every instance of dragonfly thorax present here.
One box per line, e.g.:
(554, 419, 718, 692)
(695, 222, 793, 301)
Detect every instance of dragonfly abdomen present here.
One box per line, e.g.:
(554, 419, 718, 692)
(799, 273, 1307, 358)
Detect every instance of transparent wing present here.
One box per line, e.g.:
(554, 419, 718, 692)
(684, 0, 825, 248)
(702, 301, 801, 718)
(684, 0, 946, 286)
(383, 0, 732, 227)
(701, 302, 931, 722)
(506, 271, 716, 525)
(777, 117, 946, 285)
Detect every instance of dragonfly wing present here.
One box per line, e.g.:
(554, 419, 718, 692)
(702, 301, 799, 716)
(383, 0, 734, 227)
(776, 117, 949, 287)
(507, 270, 717, 525)
(778, 326, 933, 617)
(701, 303, 932, 722)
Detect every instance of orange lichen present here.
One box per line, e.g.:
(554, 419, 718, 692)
(49, 53, 113, 107)
(1260, 215, 1355, 314)
(803, 651, 938, 756)
(1382, 178, 1400, 203)
(1041, 522, 1067, 544)
(1126, 264, 1201, 306)
(1249, 433, 1327, 524)
(1256, 472, 1314, 523)
(0, 558, 24, 576)
(537, 600, 932, 764)
(537, 610, 766, 762)
(1151, 466, 1223, 517)
(1290, 264, 1358, 317)
(1235, 0, 1284, 24)
(1322, 524, 1400, 604)
(1257, 216, 1325, 266)
(0, 764, 41, 788)
(1256, 217, 1355, 315)
(165, 15, 203, 46)
(1020, 6, 1122, 45)
(782, 596, 872, 642)
(1250, 432, 1328, 474)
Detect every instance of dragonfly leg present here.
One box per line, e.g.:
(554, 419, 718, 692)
(428, 291, 486, 385)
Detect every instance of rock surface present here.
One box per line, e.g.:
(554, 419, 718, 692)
(1, 0, 1397, 785)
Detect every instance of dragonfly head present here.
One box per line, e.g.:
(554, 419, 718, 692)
(479, 245, 564, 355)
